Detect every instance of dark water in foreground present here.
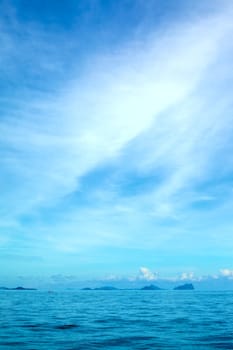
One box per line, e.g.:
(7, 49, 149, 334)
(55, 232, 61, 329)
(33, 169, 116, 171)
(1, 290, 233, 349)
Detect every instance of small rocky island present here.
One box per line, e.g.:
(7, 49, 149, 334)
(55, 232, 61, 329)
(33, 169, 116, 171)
(0, 286, 37, 290)
(81, 286, 118, 291)
(173, 283, 194, 290)
(94, 286, 118, 290)
(141, 284, 162, 290)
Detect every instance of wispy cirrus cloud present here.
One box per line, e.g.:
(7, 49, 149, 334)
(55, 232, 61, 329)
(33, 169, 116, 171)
(0, 1, 233, 276)
(2, 7, 232, 203)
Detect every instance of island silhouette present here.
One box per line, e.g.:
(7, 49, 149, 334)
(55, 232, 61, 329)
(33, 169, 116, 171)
(0, 286, 37, 290)
(81, 283, 195, 291)
(0, 283, 195, 291)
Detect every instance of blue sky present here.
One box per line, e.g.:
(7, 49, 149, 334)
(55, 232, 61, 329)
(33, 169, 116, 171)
(1, 0, 233, 287)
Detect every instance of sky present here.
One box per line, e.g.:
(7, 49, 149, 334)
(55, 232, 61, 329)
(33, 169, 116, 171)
(1, 0, 233, 288)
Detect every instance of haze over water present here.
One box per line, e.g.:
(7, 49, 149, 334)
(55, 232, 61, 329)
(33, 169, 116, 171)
(1, 290, 233, 349)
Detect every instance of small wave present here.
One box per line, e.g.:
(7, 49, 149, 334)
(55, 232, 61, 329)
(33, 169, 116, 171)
(0, 341, 27, 346)
(170, 317, 190, 324)
(199, 335, 233, 342)
(22, 323, 44, 328)
(55, 324, 79, 330)
(209, 342, 233, 349)
(21, 323, 48, 331)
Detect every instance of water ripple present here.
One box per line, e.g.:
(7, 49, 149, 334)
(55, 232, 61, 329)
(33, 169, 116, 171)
(1, 291, 233, 349)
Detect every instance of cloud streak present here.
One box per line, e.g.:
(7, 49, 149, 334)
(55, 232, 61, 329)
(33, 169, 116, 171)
(2, 7, 232, 202)
(1, 1, 233, 275)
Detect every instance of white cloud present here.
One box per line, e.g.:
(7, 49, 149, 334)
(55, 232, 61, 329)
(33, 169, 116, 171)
(180, 272, 195, 281)
(139, 267, 158, 281)
(220, 269, 233, 278)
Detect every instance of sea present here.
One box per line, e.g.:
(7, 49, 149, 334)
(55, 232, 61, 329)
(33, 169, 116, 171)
(1, 290, 233, 349)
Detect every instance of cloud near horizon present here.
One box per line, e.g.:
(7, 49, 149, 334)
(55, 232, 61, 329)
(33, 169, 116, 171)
(138, 267, 158, 281)
(220, 269, 233, 278)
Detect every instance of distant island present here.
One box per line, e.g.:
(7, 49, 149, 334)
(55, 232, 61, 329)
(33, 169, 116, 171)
(81, 286, 118, 291)
(140, 284, 162, 290)
(94, 286, 118, 290)
(81, 284, 194, 291)
(173, 283, 194, 290)
(0, 286, 37, 291)
(0, 284, 195, 291)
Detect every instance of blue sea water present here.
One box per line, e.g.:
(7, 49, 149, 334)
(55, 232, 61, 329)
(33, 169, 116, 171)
(1, 290, 233, 349)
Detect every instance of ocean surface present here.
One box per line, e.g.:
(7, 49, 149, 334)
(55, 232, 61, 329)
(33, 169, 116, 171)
(1, 290, 233, 349)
